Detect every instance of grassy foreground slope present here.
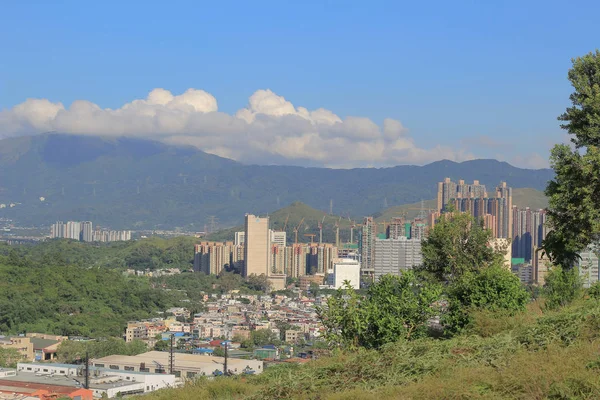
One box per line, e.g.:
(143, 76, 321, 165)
(142, 299, 600, 400)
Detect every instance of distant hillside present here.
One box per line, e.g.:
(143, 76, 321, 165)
(373, 188, 548, 223)
(207, 188, 549, 243)
(374, 199, 438, 222)
(512, 188, 548, 210)
(0, 133, 554, 230)
(206, 202, 355, 244)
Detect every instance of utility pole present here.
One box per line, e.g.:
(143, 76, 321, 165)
(169, 334, 174, 374)
(84, 351, 89, 390)
(223, 341, 229, 376)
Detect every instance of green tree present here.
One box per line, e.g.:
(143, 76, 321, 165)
(419, 212, 504, 282)
(154, 339, 170, 351)
(246, 274, 271, 292)
(443, 266, 530, 334)
(318, 273, 442, 349)
(249, 329, 279, 347)
(543, 266, 582, 310)
(0, 347, 21, 368)
(545, 50, 600, 266)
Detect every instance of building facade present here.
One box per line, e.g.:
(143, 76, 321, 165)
(360, 217, 377, 277)
(244, 214, 271, 278)
(327, 258, 361, 289)
(373, 237, 422, 281)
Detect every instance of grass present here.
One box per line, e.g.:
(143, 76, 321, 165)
(141, 298, 600, 400)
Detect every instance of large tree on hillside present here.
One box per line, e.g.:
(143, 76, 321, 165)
(545, 50, 600, 267)
(418, 212, 505, 282)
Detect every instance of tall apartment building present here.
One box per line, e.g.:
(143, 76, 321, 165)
(437, 178, 512, 239)
(437, 178, 487, 212)
(512, 207, 548, 262)
(270, 230, 286, 247)
(194, 241, 245, 275)
(386, 217, 406, 239)
(410, 219, 427, 241)
(81, 221, 93, 242)
(270, 243, 337, 278)
(93, 229, 132, 242)
(360, 217, 377, 276)
(234, 231, 246, 246)
(244, 214, 270, 277)
(66, 221, 81, 240)
(373, 237, 422, 281)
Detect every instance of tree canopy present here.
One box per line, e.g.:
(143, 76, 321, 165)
(318, 273, 442, 349)
(545, 50, 600, 266)
(418, 212, 505, 282)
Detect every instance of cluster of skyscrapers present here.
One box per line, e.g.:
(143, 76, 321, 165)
(194, 214, 346, 290)
(435, 178, 513, 239)
(50, 221, 131, 242)
(511, 207, 548, 262)
(193, 177, 600, 289)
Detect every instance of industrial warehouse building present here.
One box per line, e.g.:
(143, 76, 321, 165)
(92, 351, 263, 379)
(6, 362, 176, 398)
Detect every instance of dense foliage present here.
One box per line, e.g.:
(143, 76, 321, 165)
(0, 347, 21, 368)
(318, 273, 442, 348)
(0, 245, 183, 337)
(543, 266, 582, 310)
(444, 266, 530, 334)
(1, 236, 197, 271)
(418, 212, 505, 282)
(545, 50, 600, 266)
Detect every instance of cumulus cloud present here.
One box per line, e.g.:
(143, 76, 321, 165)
(0, 88, 474, 167)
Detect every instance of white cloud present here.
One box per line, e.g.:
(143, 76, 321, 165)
(510, 153, 550, 169)
(0, 87, 476, 167)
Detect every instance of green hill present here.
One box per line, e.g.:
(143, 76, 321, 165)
(206, 202, 356, 244)
(512, 187, 548, 210)
(374, 199, 438, 222)
(0, 133, 553, 230)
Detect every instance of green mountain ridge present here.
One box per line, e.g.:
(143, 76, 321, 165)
(0, 133, 554, 230)
(207, 187, 548, 243)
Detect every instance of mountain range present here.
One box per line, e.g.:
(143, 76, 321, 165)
(0, 133, 554, 230)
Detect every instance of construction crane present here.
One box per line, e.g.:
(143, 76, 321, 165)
(349, 218, 356, 244)
(282, 214, 290, 232)
(294, 217, 305, 244)
(334, 217, 341, 248)
(304, 233, 316, 244)
(318, 215, 326, 244)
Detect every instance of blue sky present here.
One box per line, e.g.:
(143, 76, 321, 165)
(1, 0, 598, 168)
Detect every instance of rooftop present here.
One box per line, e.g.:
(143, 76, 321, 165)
(0, 373, 139, 391)
(94, 351, 259, 370)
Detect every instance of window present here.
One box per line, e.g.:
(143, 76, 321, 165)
(146, 386, 150, 391)
(124, 366, 134, 371)
(95, 364, 104, 368)
(155, 368, 165, 374)
(140, 368, 150, 372)
(60, 370, 65, 374)
(174, 371, 181, 377)
(186, 372, 196, 378)
(43, 369, 48, 372)
(109, 365, 119, 370)
(26, 368, 32, 371)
